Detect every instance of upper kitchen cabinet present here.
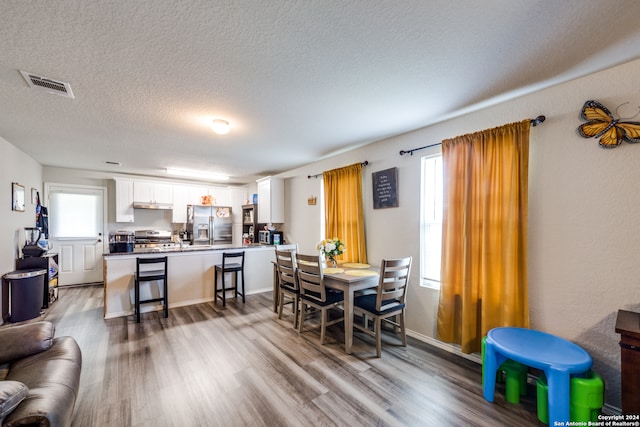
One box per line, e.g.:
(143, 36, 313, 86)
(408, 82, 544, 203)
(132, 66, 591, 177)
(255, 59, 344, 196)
(256, 177, 284, 223)
(133, 181, 173, 205)
(187, 186, 207, 205)
(114, 178, 134, 222)
(207, 187, 230, 206)
(229, 187, 247, 224)
(171, 184, 189, 223)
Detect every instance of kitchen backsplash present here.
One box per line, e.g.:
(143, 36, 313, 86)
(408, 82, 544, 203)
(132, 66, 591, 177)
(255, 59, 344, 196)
(108, 208, 174, 233)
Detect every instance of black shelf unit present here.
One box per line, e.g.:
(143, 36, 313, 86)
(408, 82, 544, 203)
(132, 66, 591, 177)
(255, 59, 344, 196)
(241, 204, 261, 245)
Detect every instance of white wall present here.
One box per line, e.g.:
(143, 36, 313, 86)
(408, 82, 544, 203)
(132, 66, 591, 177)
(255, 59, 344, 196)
(279, 58, 640, 409)
(0, 137, 43, 324)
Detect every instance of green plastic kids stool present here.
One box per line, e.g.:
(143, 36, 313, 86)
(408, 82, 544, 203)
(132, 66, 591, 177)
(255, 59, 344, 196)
(482, 336, 528, 404)
(536, 370, 604, 424)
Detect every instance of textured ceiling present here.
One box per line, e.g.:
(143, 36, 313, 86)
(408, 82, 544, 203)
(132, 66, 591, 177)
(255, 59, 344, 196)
(2, 0, 640, 184)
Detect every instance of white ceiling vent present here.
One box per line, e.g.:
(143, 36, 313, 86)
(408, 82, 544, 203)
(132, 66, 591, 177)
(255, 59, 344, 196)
(19, 70, 74, 99)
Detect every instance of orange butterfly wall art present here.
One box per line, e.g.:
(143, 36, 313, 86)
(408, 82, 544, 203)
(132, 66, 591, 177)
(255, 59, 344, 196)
(577, 100, 640, 148)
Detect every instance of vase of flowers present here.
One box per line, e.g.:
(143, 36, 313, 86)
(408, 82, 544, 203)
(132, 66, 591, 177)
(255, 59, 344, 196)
(316, 238, 345, 268)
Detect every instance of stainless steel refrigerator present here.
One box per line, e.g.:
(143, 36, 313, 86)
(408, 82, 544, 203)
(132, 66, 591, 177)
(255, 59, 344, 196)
(186, 205, 233, 247)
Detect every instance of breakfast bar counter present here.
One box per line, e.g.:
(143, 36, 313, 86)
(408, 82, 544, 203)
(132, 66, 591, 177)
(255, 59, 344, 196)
(103, 246, 275, 319)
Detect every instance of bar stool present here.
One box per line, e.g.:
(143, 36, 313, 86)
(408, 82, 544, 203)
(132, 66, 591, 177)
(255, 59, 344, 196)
(134, 256, 168, 323)
(214, 252, 245, 307)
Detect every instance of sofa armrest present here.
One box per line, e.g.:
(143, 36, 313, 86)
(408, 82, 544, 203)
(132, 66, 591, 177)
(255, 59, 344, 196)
(0, 322, 55, 364)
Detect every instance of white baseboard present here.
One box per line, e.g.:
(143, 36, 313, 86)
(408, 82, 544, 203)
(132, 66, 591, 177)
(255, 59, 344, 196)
(406, 329, 482, 364)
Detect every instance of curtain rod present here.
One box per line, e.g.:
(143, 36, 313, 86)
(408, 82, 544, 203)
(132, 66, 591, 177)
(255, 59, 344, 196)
(399, 115, 546, 156)
(307, 160, 369, 179)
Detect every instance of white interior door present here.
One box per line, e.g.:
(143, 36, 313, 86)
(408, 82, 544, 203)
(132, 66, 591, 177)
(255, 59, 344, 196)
(46, 184, 106, 286)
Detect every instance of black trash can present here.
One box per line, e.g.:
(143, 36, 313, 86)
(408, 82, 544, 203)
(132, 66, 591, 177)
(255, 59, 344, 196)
(3, 268, 46, 322)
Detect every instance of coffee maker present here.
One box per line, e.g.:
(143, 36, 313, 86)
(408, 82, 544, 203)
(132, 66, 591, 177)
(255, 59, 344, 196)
(23, 227, 46, 257)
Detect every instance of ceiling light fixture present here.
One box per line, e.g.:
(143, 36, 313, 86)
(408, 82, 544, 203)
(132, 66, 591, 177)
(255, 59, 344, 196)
(165, 168, 229, 181)
(211, 119, 230, 135)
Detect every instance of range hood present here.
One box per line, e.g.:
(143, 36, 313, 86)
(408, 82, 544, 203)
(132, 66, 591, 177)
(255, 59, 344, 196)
(133, 201, 173, 210)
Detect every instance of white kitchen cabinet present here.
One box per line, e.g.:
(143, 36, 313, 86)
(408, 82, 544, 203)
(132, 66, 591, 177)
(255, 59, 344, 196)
(256, 177, 284, 223)
(207, 187, 230, 206)
(133, 181, 173, 204)
(187, 185, 208, 205)
(171, 184, 189, 223)
(114, 179, 134, 222)
(229, 187, 247, 224)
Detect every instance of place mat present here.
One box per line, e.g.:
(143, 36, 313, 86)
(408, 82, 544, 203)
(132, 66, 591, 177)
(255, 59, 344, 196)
(323, 267, 344, 274)
(345, 269, 377, 277)
(342, 262, 371, 269)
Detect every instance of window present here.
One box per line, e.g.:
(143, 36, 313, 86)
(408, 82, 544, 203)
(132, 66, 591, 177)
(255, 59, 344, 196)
(420, 154, 443, 289)
(49, 190, 102, 239)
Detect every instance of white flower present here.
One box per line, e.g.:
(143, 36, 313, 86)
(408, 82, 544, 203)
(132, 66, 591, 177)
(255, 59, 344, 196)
(317, 238, 344, 257)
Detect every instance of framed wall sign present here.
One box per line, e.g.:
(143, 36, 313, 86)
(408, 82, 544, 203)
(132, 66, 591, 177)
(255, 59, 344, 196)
(372, 167, 399, 209)
(12, 182, 25, 211)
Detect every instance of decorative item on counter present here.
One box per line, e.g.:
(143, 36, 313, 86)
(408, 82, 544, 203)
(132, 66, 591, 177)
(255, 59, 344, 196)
(201, 195, 215, 205)
(317, 237, 345, 268)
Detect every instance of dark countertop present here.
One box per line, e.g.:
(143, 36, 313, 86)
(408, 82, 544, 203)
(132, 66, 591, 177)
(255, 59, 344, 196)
(103, 244, 275, 257)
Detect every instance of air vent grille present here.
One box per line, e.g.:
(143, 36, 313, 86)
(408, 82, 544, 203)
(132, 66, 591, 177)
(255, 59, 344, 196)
(20, 70, 74, 98)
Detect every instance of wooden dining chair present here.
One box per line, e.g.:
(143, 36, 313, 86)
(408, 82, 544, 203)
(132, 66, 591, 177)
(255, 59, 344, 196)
(353, 256, 412, 357)
(296, 253, 344, 344)
(275, 249, 299, 328)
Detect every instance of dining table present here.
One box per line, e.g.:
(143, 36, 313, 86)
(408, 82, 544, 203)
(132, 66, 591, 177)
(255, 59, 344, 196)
(323, 263, 380, 354)
(272, 258, 380, 354)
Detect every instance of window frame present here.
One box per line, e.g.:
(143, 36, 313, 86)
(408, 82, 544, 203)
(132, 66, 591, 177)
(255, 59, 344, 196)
(420, 152, 443, 290)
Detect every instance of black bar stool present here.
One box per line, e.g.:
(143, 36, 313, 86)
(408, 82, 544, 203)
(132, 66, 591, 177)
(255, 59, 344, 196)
(214, 252, 245, 307)
(134, 256, 168, 322)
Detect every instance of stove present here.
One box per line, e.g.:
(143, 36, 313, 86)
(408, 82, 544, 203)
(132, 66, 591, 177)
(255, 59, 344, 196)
(133, 230, 177, 252)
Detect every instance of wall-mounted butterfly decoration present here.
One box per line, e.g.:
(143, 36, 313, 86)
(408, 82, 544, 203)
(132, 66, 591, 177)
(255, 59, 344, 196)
(577, 100, 640, 148)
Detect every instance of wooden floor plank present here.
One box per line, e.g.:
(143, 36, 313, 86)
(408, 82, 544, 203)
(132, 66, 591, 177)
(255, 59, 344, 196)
(20, 285, 542, 426)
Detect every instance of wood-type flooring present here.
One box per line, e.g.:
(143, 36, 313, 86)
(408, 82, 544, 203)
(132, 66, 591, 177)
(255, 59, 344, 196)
(34, 285, 542, 426)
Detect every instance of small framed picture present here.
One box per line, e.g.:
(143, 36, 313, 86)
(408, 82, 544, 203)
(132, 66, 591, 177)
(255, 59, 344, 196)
(372, 167, 399, 209)
(12, 182, 25, 212)
(31, 188, 38, 204)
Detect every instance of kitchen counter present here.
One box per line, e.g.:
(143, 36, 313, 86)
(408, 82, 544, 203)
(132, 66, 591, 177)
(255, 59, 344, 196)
(103, 244, 276, 256)
(102, 245, 276, 319)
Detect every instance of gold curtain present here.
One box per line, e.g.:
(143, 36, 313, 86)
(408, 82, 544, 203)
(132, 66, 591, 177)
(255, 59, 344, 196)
(436, 120, 530, 354)
(323, 163, 367, 263)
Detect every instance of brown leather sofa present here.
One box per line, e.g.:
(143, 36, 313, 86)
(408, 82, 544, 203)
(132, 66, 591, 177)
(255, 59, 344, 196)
(0, 321, 81, 427)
